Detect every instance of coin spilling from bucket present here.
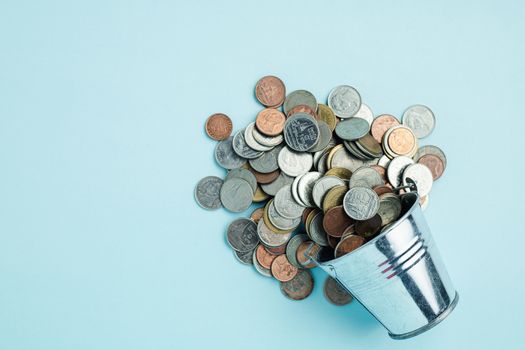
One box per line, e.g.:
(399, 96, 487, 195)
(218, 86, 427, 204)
(195, 76, 446, 303)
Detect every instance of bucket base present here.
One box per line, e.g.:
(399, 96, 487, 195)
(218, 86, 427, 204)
(388, 292, 459, 340)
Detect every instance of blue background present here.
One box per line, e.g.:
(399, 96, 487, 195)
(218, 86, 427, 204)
(1, 1, 523, 349)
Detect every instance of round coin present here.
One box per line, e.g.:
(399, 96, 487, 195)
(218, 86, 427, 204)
(297, 171, 323, 208)
(255, 108, 286, 136)
(280, 269, 314, 301)
(418, 154, 445, 180)
(323, 206, 354, 238)
(215, 136, 247, 169)
(328, 85, 361, 118)
(278, 146, 313, 177)
(244, 122, 274, 151)
(287, 104, 318, 119)
(335, 117, 370, 141)
(257, 218, 292, 247)
(371, 114, 400, 143)
(220, 177, 253, 212)
(268, 200, 301, 230)
(286, 234, 309, 269)
(387, 126, 417, 156)
(253, 248, 272, 277)
(343, 187, 380, 221)
(249, 144, 282, 173)
(271, 254, 298, 282)
(349, 166, 385, 189)
(317, 104, 337, 131)
(256, 244, 278, 270)
(283, 90, 317, 115)
(205, 113, 233, 141)
(324, 277, 353, 305)
(233, 129, 264, 159)
(226, 167, 257, 194)
(283, 113, 320, 152)
(233, 249, 254, 265)
(402, 104, 435, 139)
(354, 214, 382, 238)
(194, 176, 223, 210)
(387, 156, 415, 188)
(402, 163, 433, 197)
(334, 234, 365, 258)
(260, 172, 294, 196)
(353, 103, 374, 125)
(322, 185, 348, 212)
(274, 184, 305, 219)
(250, 207, 265, 224)
(227, 218, 259, 252)
(296, 241, 320, 268)
(312, 176, 345, 208)
(255, 75, 286, 108)
(377, 195, 402, 226)
(308, 212, 329, 246)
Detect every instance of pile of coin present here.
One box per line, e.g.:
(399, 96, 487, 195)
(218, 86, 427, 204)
(195, 76, 447, 303)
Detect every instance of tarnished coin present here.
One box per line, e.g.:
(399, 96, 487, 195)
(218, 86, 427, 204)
(271, 254, 298, 282)
(250, 207, 265, 224)
(249, 144, 282, 173)
(308, 212, 329, 246)
(287, 104, 318, 119)
(255, 75, 286, 108)
(256, 244, 278, 270)
(334, 234, 365, 258)
(324, 277, 353, 306)
(355, 214, 382, 238)
(253, 248, 272, 277)
(349, 166, 384, 189)
(215, 136, 247, 169)
(286, 234, 309, 269)
(205, 113, 233, 141)
(257, 218, 292, 247)
(226, 167, 257, 194)
(220, 177, 253, 212)
(402, 104, 435, 138)
(283, 113, 320, 152)
(343, 187, 380, 221)
(194, 176, 223, 210)
(387, 156, 415, 188)
(280, 269, 314, 301)
(414, 145, 447, 170)
(317, 104, 337, 131)
(356, 134, 383, 158)
(402, 163, 433, 197)
(234, 249, 254, 265)
(274, 184, 305, 219)
(297, 171, 323, 208)
(312, 176, 345, 208)
(386, 126, 417, 156)
(283, 90, 317, 115)
(322, 185, 348, 212)
(278, 146, 313, 177)
(371, 114, 400, 143)
(227, 218, 259, 252)
(253, 186, 269, 202)
(377, 195, 402, 226)
(323, 206, 354, 238)
(353, 103, 374, 125)
(255, 108, 286, 136)
(418, 154, 445, 180)
(328, 85, 361, 118)
(260, 172, 294, 196)
(268, 200, 301, 230)
(296, 241, 320, 268)
(309, 120, 332, 153)
(244, 122, 274, 151)
(265, 243, 287, 255)
(233, 129, 264, 159)
(335, 117, 370, 141)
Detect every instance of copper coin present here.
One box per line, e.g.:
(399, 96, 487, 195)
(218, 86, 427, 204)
(205, 113, 233, 141)
(342, 224, 355, 237)
(250, 208, 264, 224)
(373, 185, 393, 196)
(302, 207, 314, 225)
(334, 235, 365, 258)
(324, 277, 353, 306)
(327, 234, 340, 249)
(370, 114, 399, 143)
(280, 269, 314, 301)
(248, 166, 280, 184)
(265, 243, 287, 255)
(255, 108, 286, 136)
(355, 214, 382, 238)
(388, 127, 416, 155)
(287, 104, 318, 119)
(256, 244, 278, 270)
(255, 75, 286, 108)
(271, 254, 298, 282)
(418, 154, 445, 180)
(323, 206, 354, 238)
(296, 241, 320, 269)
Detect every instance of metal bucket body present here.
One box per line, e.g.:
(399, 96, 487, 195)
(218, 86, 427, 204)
(317, 193, 458, 339)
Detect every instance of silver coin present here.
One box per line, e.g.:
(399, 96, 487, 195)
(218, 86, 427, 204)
(402, 105, 435, 139)
(220, 177, 253, 213)
(283, 90, 317, 115)
(232, 129, 264, 159)
(316, 152, 329, 174)
(330, 147, 377, 172)
(402, 163, 433, 197)
(291, 174, 308, 207)
(268, 200, 301, 230)
(253, 248, 272, 277)
(274, 184, 305, 219)
(278, 146, 313, 177)
(285, 234, 310, 269)
(377, 195, 402, 226)
(312, 176, 346, 208)
(413, 145, 447, 169)
(377, 155, 391, 168)
(324, 277, 353, 306)
(343, 187, 380, 220)
(308, 212, 329, 246)
(353, 103, 374, 125)
(344, 140, 374, 160)
(226, 168, 257, 194)
(308, 120, 332, 153)
(297, 171, 323, 208)
(249, 144, 282, 173)
(387, 156, 414, 188)
(252, 123, 283, 147)
(244, 122, 274, 151)
(257, 219, 292, 247)
(234, 249, 254, 265)
(194, 176, 223, 210)
(349, 166, 384, 189)
(327, 85, 361, 118)
(227, 218, 259, 252)
(260, 172, 294, 196)
(283, 113, 320, 152)
(215, 136, 247, 170)
(335, 117, 370, 141)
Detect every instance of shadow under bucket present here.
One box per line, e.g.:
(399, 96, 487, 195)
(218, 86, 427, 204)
(312, 192, 458, 339)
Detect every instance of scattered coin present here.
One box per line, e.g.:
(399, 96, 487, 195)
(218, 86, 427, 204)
(335, 117, 370, 141)
(317, 104, 337, 131)
(355, 214, 382, 238)
(253, 247, 272, 277)
(278, 146, 313, 177)
(233, 129, 264, 159)
(402, 105, 435, 139)
(284, 90, 317, 115)
(215, 136, 247, 170)
(280, 269, 314, 301)
(418, 154, 445, 180)
(226, 168, 257, 194)
(353, 103, 374, 125)
(324, 277, 353, 305)
(234, 249, 254, 265)
(256, 244, 278, 270)
(328, 85, 361, 118)
(271, 254, 298, 282)
(402, 163, 433, 197)
(205, 113, 233, 141)
(371, 114, 400, 143)
(227, 218, 259, 252)
(343, 187, 380, 221)
(286, 234, 309, 269)
(323, 206, 354, 238)
(194, 176, 223, 210)
(334, 234, 365, 258)
(220, 177, 253, 212)
(255, 76, 286, 108)
(283, 113, 320, 152)
(256, 108, 286, 136)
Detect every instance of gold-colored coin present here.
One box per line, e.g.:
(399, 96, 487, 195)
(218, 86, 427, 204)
(253, 186, 269, 202)
(262, 201, 294, 234)
(325, 167, 352, 180)
(322, 185, 348, 212)
(305, 208, 320, 237)
(317, 104, 337, 131)
(326, 144, 344, 170)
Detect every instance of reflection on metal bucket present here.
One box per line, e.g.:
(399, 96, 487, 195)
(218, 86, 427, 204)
(312, 192, 458, 339)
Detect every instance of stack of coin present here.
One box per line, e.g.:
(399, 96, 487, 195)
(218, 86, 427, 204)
(195, 76, 447, 303)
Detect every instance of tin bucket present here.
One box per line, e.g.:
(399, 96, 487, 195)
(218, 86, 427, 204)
(311, 192, 458, 339)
